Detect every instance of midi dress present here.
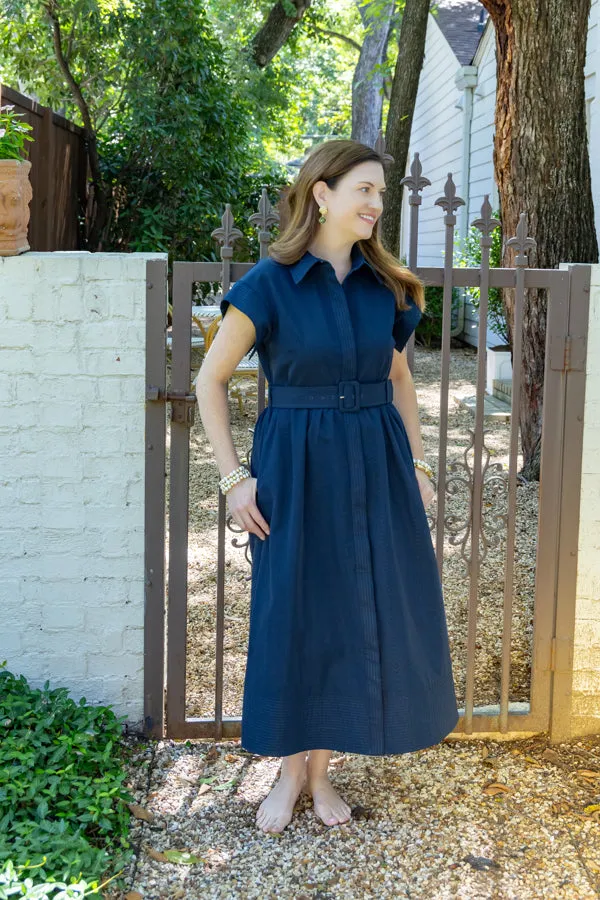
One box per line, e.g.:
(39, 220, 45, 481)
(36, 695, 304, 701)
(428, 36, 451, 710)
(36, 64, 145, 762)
(220, 242, 460, 757)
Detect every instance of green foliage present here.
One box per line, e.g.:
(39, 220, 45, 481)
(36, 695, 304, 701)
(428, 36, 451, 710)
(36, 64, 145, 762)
(0, 857, 119, 897)
(417, 285, 462, 348)
(454, 211, 508, 345)
(99, 0, 289, 263)
(0, 0, 132, 128)
(0, 662, 135, 887)
(0, 104, 34, 160)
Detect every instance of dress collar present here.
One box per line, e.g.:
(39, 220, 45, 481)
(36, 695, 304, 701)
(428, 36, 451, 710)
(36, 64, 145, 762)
(289, 242, 385, 285)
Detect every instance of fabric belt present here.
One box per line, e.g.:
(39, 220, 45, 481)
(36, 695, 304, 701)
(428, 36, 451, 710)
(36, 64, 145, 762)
(268, 379, 393, 412)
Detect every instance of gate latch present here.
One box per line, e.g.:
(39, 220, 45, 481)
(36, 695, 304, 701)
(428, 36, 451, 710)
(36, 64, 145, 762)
(147, 386, 197, 426)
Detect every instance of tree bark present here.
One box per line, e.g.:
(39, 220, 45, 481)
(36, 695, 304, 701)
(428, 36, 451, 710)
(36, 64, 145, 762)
(480, 0, 597, 480)
(41, 0, 109, 249)
(381, 0, 430, 256)
(352, 0, 395, 146)
(250, 0, 313, 68)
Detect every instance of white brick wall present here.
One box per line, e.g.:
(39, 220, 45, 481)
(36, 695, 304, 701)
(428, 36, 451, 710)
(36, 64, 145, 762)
(572, 264, 600, 731)
(0, 251, 167, 727)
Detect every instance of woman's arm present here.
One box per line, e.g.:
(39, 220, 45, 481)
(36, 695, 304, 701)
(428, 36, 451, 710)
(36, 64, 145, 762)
(388, 347, 424, 460)
(388, 348, 435, 509)
(196, 306, 270, 539)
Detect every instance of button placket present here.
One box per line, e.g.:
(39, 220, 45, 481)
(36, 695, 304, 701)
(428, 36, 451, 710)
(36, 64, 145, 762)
(325, 271, 385, 753)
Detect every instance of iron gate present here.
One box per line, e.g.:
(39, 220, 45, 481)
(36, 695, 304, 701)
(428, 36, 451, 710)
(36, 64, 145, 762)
(144, 153, 590, 743)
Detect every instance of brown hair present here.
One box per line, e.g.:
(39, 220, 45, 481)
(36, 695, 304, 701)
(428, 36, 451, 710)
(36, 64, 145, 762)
(268, 138, 425, 314)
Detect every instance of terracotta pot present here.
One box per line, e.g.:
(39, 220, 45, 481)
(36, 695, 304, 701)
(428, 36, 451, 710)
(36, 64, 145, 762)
(0, 159, 32, 256)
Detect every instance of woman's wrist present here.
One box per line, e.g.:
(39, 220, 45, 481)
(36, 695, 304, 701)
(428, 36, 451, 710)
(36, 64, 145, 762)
(219, 463, 251, 494)
(413, 458, 433, 479)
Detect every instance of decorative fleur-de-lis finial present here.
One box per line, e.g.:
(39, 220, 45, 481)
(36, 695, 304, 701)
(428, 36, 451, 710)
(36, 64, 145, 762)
(434, 173, 465, 223)
(400, 153, 431, 205)
(374, 128, 394, 164)
(506, 212, 536, 267)
(471, 195, 501, 248)
(249, 187, 279, 240)
(211, 204, 244, 260)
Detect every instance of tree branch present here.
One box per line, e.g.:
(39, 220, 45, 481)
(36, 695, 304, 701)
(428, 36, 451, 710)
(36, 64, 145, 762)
(249, 0, 313, 68)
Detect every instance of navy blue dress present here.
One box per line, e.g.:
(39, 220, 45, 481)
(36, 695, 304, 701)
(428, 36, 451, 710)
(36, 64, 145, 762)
(220, 242, 460, 757)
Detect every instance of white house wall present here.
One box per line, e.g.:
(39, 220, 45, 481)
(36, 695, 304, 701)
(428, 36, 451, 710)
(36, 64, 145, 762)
(463, 21, 500, 348)
(400, 13, 465, 269)
(404, 2, 600, 349)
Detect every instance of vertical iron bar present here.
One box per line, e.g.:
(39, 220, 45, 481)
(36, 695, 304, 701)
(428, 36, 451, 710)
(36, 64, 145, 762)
(166, 264, 194, 734)
(144, 258, 168, 738)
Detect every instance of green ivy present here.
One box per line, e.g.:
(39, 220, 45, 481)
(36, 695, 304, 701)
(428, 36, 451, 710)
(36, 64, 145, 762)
(0, 663, 135, 888)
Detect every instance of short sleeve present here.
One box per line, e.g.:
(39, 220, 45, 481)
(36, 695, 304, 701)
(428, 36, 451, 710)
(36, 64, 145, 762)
(392, 293, 422, 353)
(220, 281, 272, 359)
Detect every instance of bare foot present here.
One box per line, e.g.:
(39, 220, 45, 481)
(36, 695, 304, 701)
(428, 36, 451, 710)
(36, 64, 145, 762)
(307, 775, 352, 826)
(256, 772, 305, 834)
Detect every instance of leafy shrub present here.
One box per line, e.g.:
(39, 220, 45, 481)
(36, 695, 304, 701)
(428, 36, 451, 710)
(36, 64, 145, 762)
(416, 285, 462, 348)
(0, 858, 111, 897)
(454, 211, 508, 346)
(99, 0, 289, 264)
(0, 663, 134, 887)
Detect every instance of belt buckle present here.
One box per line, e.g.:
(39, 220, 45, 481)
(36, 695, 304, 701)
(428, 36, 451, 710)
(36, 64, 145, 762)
(338, 380, 360, 412)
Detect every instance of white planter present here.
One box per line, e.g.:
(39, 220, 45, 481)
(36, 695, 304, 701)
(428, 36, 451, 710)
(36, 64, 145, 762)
(486, 346, 512, 395)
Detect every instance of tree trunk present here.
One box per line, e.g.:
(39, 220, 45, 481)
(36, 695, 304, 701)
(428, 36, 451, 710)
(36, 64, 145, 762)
(381, 0, 430, 257)
(250, 0, 313, 68)
(480, 0, 597, 480)
(352, 0, 395, 146)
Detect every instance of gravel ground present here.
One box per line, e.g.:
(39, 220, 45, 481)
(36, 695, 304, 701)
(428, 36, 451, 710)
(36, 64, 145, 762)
(111, 730, 600, 899)
(107, 343, 600, 899)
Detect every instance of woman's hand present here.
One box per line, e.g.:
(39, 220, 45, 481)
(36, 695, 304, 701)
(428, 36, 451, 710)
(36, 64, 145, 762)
(414, 468, 435, 509)
(226, 476, 270, 541)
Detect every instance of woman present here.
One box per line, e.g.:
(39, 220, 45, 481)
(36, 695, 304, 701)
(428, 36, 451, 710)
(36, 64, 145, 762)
(196, 139, 460, 835)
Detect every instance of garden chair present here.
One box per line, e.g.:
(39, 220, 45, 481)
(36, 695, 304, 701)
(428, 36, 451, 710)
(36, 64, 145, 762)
(198, 314, 263, 415)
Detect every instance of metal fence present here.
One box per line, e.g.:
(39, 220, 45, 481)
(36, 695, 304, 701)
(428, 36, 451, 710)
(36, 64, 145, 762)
(144, 149, 590, 744)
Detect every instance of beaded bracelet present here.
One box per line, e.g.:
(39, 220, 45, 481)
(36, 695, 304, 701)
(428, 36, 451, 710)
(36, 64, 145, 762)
(219, 464, 251, 495)
(413, 458, 434, 479)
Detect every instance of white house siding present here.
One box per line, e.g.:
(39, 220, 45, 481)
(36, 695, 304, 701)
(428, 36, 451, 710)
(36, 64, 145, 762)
(399, 14, 465, 270)
(405, 2, 600, 348)
(462, 22, 500, 348)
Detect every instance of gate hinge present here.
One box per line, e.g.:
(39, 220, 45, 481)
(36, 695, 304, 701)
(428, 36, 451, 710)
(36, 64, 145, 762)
(550, 335, 586, 372)
(146, 386, 197, 426)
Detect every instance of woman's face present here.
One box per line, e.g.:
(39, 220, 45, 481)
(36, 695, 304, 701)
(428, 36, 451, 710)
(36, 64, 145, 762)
(313, 160, 386, 241)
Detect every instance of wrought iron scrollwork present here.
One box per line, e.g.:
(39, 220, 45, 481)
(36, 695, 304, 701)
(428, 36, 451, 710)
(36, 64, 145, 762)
(430, 429, 509, 576)
(224, 428, 255, 577)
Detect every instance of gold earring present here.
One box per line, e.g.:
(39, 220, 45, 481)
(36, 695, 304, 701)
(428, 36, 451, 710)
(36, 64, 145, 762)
(318, 205, 328, 224)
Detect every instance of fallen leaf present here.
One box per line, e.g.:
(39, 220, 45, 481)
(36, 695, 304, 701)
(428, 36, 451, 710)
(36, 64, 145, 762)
(175, 775, 198, 786)
(541, 749, 561, 765)
(463, 854, 500, 871)
(143, 844, 168, 863)
(128, 803, 154, 823)
(584, 804, 600, 814)
(212, 779, 237, 791)
(224, 754, 238, 762)
(524, 756, 543, 767)
(162, 849, 205, 865)
(125, 893, 143, 900)
(482, 782, 513, 796)
(577, 769, 600, 779)
(197, 783, 212, 796)
(205, 746, 219, 762)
